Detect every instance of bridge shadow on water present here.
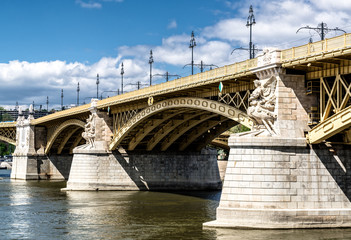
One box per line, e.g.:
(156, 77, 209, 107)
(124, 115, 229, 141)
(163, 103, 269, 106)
(112, 148, 223, 197)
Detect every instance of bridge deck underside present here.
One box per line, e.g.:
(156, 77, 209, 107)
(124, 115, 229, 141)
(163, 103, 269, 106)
(49, 125, 85, 155)
(118, 107, 237, 152)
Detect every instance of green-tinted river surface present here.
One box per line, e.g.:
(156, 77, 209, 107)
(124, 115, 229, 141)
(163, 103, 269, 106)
(1, 169, 351, 239)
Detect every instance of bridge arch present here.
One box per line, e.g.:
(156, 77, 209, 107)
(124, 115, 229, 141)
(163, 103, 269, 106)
(0, 135, 16, 145)
(45, 119, 85, 154)
(0, 123, 16, 145)
(109, 97, 254, 151)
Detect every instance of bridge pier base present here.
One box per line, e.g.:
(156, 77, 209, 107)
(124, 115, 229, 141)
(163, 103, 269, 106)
(63, 147, 221, 191)
(11, 155, 41, 180)
(204, 136, 351, 229)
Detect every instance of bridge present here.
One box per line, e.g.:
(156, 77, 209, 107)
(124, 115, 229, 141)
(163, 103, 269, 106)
(2, 33, 351, 229)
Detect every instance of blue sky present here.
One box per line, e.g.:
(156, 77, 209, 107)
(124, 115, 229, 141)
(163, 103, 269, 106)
(0, 0, 351, 109)
(0, 0, 226, 63)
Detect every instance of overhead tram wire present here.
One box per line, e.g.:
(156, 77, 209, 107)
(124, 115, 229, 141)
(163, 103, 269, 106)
(153, 72, 181, 82)
(296, 22, 346, 41)
(183, 61, 219, 73)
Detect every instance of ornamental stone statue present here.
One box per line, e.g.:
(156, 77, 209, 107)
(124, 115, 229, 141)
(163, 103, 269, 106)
(247, 75, 277, 135)
(82, 113, 96, 148)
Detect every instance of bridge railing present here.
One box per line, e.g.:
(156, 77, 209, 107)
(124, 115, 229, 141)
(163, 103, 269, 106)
(281, 33, 351, 61)
(98, 58, 257, 108)
(0, 122, 16, 128)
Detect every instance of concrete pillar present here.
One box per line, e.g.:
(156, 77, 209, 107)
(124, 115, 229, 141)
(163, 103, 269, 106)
(204, 51, 351, 228)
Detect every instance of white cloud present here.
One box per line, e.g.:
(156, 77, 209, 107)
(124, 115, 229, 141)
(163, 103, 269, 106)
(168, 20, 177, 29)
(76, 0, 123, 9)
(310, 0, 351, 11)
(76, 0, 102, 9)
(0, 57, 126, 108)
(3, 0, 351, 110)
(203, 0, 351, 48)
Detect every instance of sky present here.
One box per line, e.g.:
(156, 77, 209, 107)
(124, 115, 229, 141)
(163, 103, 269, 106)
(1, 0, 351, 110)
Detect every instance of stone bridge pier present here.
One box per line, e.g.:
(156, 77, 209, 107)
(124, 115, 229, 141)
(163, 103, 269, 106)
(11, 108, 68, 180)
(11, 100, 222, 192)
(64, 100, 221, 191)
(205, 51, 351, 229)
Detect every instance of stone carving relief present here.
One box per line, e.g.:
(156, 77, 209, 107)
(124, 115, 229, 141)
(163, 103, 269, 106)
(247, 75, 277, 135)
(14, 106, 36, 156)
(257, 48, 281, 67)
(82, 113, 96, 148)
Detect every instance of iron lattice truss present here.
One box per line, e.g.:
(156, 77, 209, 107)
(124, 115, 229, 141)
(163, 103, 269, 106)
(0, 126, 16, 145)
(218, 90, 251, 112)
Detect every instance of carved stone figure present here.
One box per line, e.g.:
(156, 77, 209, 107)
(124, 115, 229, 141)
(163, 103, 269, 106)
(247, 75, 277, 135)
(82, 114, 96, 148)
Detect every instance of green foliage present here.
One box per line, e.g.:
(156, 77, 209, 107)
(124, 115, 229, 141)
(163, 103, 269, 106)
(0, 142, 15, 157)
(0, 113, 14, 122)
(229, 124, 251, 134)
(0, 106, 5, 110)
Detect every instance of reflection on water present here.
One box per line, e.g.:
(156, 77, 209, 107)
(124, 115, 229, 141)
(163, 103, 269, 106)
(65, 191, 220, 239)
(214, 228, 351, 240)
(1, 169, 351, 239)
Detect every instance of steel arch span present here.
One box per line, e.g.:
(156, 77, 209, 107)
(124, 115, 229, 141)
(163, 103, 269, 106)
(109, 97, 254, 151)
(45, 119, 85, 154)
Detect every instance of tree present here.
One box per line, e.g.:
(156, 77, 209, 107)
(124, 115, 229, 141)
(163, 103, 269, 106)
(1, 113, 14, 122)
(0, 142, 15, 157)
(229, 124, 250, 133)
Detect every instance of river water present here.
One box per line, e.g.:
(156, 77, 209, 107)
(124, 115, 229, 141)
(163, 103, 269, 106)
(1, 169, 351, 240)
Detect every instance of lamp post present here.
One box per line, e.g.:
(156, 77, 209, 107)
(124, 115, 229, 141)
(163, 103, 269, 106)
(96, 74, 99, 99)
(77, 82, 80, 106)
(46, 96, 49, 112)
(149, 50, 154, 86)
(121, 62, 124, 94)
(61, 89, 64, 110)
(246, 5, 256, 59)
(189, 31, 196, 75)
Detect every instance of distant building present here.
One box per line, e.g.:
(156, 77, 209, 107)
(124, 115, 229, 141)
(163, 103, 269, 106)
(0, 110, 51, 121)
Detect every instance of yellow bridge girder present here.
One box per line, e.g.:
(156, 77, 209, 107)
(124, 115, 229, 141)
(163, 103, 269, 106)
(308, 105, 351, 144)
(109, 97, 254, 151)
(0, 122, 16, 145)
(45, 119, 85, 154)
(2, 33, 351, 149)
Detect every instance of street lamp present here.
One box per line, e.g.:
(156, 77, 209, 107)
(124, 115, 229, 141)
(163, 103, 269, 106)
(121, 62, 124, 94)
(189, 31, 197, 75)
(246, 5, 256, 59)
(61, 89, 64, 110)
(46, 96, 49, 112)
(96, 74, 99, 99)
(77, 82, 80, 106)
(149, 50, 154, 86)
